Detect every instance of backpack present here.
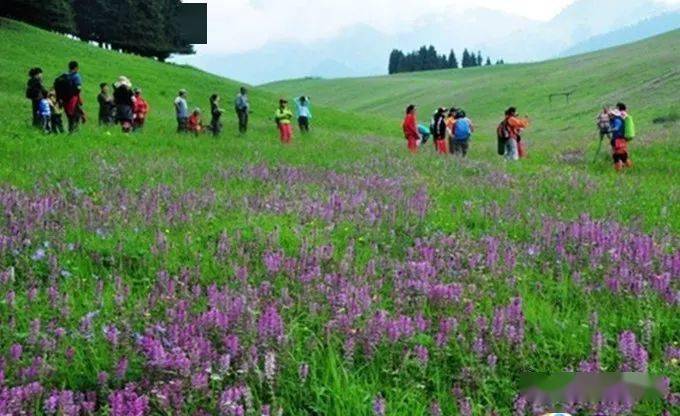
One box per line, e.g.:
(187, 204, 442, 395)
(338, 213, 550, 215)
(454, 118, 472, 140)
(624, 115, 636, 141)
(497, 119, 511, 155)
(54, 73, 74, 103)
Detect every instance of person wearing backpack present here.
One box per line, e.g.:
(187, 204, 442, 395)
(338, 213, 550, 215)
(402, 104, 419, 153)
(445, 108, 457, 154)
(55, 61, 84, 133)
(450, 110, 474, 157)
(608, 104, 634, 171)
(275, 99, 294, 144)
(26, 67, 48, 127)
(499, 107, 529, 161)
(431, 107, 448, 155)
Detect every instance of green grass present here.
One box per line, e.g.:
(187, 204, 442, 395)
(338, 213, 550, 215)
(0, 18, 678, 415)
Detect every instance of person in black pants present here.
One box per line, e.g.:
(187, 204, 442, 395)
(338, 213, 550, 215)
(210, 94, 224, 137)
(26, 67, 48, 127)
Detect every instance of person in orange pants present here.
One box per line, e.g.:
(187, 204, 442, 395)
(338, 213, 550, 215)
(402, 104, 419, 153)
(275, 99, 294, 144)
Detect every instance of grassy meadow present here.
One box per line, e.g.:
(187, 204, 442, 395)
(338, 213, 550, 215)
(0, 18, 678, 415)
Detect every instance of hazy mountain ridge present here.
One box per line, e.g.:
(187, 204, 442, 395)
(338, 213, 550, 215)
(173, 0, 679, 84)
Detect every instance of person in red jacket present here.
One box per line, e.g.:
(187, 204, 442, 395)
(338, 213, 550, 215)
(133, 88, 149, 130)
(402, 104, 419, 153)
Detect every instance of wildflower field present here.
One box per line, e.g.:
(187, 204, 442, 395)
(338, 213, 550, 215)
(0, 19, 678, 415)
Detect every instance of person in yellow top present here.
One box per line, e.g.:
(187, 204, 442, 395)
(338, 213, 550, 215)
(445, 107, 458, 154)
(275, 98, 294, 144)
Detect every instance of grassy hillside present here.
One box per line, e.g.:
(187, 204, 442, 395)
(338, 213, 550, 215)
(267, 31, 680, 164)
(0, 18, 678, 415)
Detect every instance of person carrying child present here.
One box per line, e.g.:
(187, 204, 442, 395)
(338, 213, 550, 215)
(37, 92, 51, 133)
(275, 99, 294, 144)
(47, 90, 64, 134)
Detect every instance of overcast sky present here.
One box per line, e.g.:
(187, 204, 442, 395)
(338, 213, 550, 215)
(186, 0, 680, 54)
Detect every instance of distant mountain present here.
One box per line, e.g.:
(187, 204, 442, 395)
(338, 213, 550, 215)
(173, 0, 678, 84)
(482, 0, 675, 62)
(173, 8, 538, 85)
(560, 11, 680, 56)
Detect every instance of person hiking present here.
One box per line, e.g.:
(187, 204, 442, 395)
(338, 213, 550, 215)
(26, 67, 48, 127)
(47, 90, 64, 134)
(431, 107, 448, 154)
(450, 110, 474, 157)
(188, 108, 203, 135)
(445, 108, 458, 154)
(174, 89, 189, 133)
(609, 103, 634, 171)
(36, 92, 51, 134)
(133, 88, 149, 131)
(113, 76, 134, 133)
(402, 105, 419, 153)
(274, 99, 294, 144)
(295, 96, 312, 133)
(500, 107, 530, 161)
(56, 61, 83, 133)
(235, 87, 250, 134)
(209, 94, 225, 137)
(97, 83, 115, 126)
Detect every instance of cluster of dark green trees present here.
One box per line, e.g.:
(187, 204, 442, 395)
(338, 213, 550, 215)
(1, 0, 193, 61)
(388, 46, 504, 74)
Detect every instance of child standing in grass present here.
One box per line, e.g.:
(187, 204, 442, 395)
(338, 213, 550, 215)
(275, 99, 294, 144)
(188, 108, 203, 135)
(133, 88, 149, 131)
(37, 92, 51, 133)
(402, 104, 419, 153)
(48, 90, 64, 134)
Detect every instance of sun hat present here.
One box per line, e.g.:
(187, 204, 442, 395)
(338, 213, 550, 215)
(114, 76, 132, 88)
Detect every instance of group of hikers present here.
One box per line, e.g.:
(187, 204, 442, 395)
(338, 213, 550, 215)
(402, 104, 528, 160)
(26, 61, 314, 141)
(402, 102, 635, 170)
(27, 61, 635, 170)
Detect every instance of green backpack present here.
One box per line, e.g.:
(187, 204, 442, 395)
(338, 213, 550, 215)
(624, 115, 636, 141)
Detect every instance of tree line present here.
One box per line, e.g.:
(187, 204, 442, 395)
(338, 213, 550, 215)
(1, 0, 194, 61)
(388, 46, 504, 74)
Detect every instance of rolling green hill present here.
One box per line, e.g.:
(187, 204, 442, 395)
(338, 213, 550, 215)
(266, 30, 680, 155)
(0, 18, 678, 415)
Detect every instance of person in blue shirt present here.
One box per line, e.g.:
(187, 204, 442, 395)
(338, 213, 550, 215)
(295, 96, 312, 132)
(417, 124, 431, 145)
